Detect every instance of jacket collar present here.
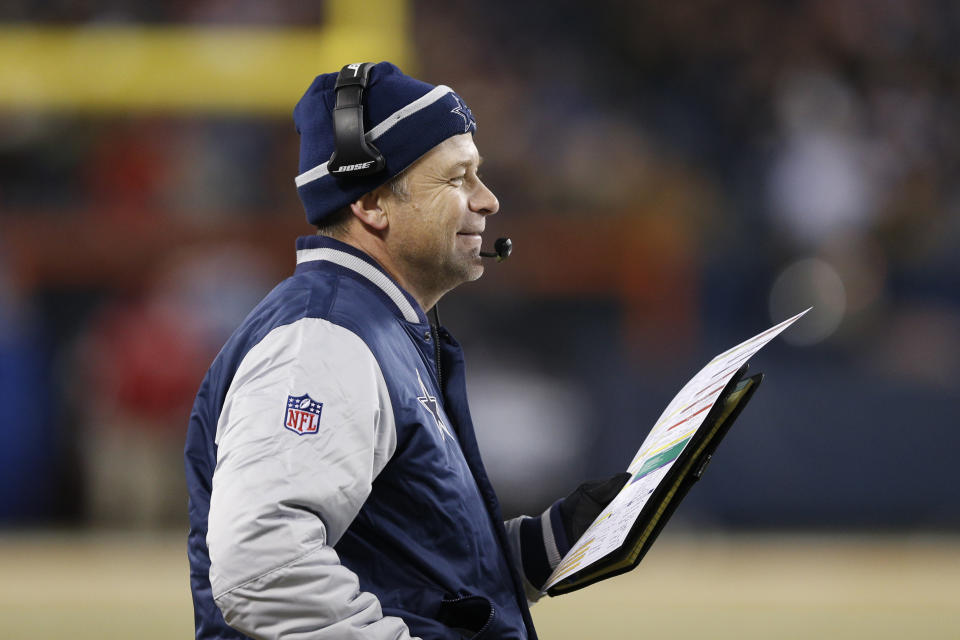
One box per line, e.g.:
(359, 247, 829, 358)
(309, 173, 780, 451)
(294, 235, 427, 325)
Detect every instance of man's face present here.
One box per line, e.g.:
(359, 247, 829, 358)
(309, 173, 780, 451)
(382, 133, 499, 299)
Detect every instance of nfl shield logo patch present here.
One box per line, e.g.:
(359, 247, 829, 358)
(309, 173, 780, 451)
(284, 394, 323, 436)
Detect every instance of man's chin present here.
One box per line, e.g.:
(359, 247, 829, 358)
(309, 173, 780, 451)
(466, 263, 485, 282)
(455, 258, 484, 285)
(467, 251, 487, 278)
(438, 251, 485, 289)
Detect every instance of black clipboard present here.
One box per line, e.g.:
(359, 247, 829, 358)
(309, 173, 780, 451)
(547, 364, 763, 596)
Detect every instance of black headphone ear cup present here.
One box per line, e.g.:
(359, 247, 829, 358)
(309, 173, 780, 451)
(328, 62, 386, 177)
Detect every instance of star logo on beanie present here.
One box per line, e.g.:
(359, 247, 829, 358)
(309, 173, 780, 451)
(451, 95, 476, 133)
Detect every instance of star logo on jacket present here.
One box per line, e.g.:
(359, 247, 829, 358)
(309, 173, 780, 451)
(284, 394, 323, 436)
(416, 369, 454, 442)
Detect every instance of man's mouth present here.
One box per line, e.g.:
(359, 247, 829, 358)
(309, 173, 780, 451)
(456, 231, 483, 248)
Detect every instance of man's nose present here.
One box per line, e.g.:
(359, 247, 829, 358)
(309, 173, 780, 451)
(470, 180, 499, 216)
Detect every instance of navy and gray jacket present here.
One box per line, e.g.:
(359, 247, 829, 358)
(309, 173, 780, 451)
(185, 236, 567, 639)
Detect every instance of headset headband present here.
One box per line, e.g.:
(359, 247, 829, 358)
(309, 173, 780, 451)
(327, 62, 387, 178)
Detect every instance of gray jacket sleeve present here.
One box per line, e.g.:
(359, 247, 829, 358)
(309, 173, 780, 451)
(207, 317, 418, 639)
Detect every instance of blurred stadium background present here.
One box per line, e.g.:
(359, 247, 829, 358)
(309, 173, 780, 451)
(1, 1, 958, 637)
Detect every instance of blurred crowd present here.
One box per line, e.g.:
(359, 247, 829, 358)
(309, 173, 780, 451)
(0, 1, 957, 529)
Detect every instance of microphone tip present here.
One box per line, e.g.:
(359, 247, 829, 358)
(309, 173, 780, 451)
(480, 237, 513, 261)
(494, 237, 512, 261)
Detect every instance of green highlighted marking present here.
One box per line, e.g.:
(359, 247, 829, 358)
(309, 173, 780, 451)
(631, 437, 691, 484)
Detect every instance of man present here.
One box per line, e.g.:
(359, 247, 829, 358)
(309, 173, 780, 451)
(185, 62, 627, 639)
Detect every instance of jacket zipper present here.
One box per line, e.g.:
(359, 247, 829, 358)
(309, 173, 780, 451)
(430, 305, 443, 390)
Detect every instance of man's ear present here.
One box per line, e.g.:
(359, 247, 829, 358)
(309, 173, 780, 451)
(348, 189, 390, 231)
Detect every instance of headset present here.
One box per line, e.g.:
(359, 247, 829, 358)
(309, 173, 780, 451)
(328, 62, 385, 178)
(329, 62, 512, 262)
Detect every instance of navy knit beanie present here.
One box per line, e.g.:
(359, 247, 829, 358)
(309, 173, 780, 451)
(293, 62, 477, 226)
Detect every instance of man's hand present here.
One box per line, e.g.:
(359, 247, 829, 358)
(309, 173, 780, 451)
(556, 472, 632, 554)
(509, 472, 631, 599)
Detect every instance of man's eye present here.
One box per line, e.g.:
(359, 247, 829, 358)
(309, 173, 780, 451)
(450, 175, 465, 184)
